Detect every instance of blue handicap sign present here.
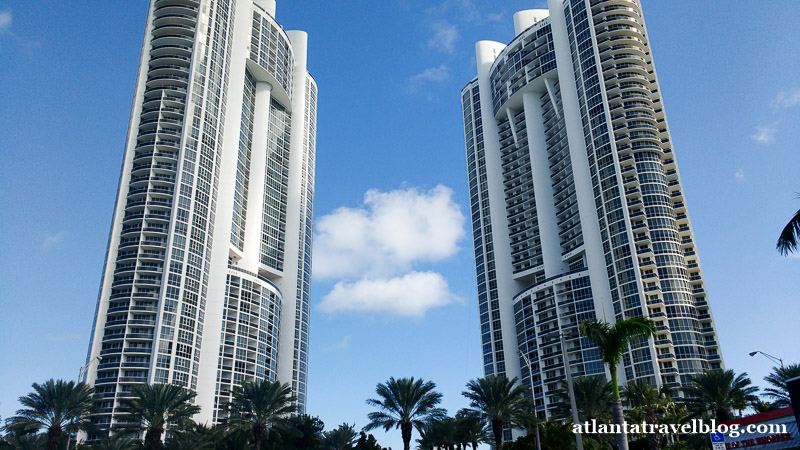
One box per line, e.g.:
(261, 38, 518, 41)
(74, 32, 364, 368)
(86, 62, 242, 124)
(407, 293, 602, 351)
(710, 431, 725, 443)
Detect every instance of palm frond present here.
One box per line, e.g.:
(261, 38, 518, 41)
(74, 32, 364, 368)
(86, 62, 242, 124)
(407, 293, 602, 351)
(777, 206, 800, 255)
(6, 379, 95, 437)
(364, 377, 444, 448)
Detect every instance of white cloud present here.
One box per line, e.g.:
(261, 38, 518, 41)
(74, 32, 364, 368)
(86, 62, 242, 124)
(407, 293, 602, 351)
(322, 335, 351, 352)
(313, 185, 464, 279)
(314, 185, 465, 319)
(319, 272, 459, 318)
(0, 10, 11, 34)
(770, 89, 800, 110)
(426, 0, 482, 23)
(486, 12, 505, 23)
(751, 122, 779, 144)
(407, 64, 450, 94)
(41, 231, 67, 250)
(410, 64, 450, 84)
(427, 21, 459, 54)
(734, 169, 744, 180)
(456, 0, 481, 22)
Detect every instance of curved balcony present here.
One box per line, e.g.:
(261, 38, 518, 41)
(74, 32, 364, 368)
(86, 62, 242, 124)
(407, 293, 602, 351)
(153, 1, 198, 18)
(148, 64, 190, 78)
(139, 239, 167, 250)
(152, 12, 196, 28)
(145, 74, 189, 90)
(151, 22, 195, 38)
(149, 53, 191, 67)
(597, 34, 647, 52)
(149, 42, 192, 59)
(590, 0, 639, 10)
(151, 33, 194, 51)
(136, 251, 165, 262)
(596, 14, 643, 32)
(594, 5, 639, 20)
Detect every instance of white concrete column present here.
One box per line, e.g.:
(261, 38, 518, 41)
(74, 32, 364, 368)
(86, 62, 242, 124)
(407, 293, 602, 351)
(253, 0, 276, 18)
(276, 29, 308, 386)
(475, 40, 525, 383)
(522, 91, 567, 278)
(194, 0, 254, 423)
(241, 82, 273, 272)
(547, 0, 615, 325)
(513, 9, 550, 36)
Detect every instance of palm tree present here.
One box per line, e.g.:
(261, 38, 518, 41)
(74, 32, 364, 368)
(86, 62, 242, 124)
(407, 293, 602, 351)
(418, 417, 458, 450)
(324, 423, 359, 450)
(579, 317, 657, 450)
(225, 379, 296, 450)
(552, 376, 613, 423)
(454, 409, 488, 450)
(661, 402, 688, 448)
(164, 422, 218, 450)
(550, 375, 615, 448)
(682, 369, 759, 422)
(0, 432, 48, 450)
(461, 375, 529, 450)
(750, 400, 780, 414)
(510, 406, 542, 450)
(92, 433, 141, 450)
(776, 196, 800, 255)
(216, 428, 252, 450)
(763, 363, 800, 407)
(5, 379, 95, 450)
(116, 383, 200, 450)
(364, 377, 446, 450)
(283, 414, 326, 449)
(622, 379, 672, 450)
(538, 420, 576, 450)
(355, 431, 388, 450)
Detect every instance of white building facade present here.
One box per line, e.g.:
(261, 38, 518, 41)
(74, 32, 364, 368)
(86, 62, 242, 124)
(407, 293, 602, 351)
(461, 0, 723, 428)
(83, 0, 316, 433)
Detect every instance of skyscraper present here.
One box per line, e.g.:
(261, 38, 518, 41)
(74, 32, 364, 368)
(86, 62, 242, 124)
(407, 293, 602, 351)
(83, 0, 316, 431)
(461, 0, 722, 424)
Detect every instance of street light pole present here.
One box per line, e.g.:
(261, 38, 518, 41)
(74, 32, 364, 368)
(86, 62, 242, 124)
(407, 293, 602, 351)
(67, 356, 102, 450)
(749, 351, 785, 369)
(77, 356, 103, 383)
(518, 350, 542, 450)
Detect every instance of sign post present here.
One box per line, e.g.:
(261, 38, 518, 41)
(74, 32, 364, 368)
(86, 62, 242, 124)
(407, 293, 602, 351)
(710, 431, 725, 450)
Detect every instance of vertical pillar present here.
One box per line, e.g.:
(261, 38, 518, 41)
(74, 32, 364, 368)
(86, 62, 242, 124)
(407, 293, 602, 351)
(241, 83, 273, 272)
(475, 40, 524, 385)
(547, 0, 615, 328)
(523, 91, 568, 278)
(277, 29, 308, 398)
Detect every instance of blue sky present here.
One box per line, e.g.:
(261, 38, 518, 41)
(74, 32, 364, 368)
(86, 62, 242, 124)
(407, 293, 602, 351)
(1, 1, 799, 448)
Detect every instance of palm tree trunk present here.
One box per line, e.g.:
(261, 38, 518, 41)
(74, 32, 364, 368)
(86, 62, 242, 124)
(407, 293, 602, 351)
(401, 421, 413, 450)
(610, 368, 629, 450)
(253, 423, 265, 450)
(611, 399, 628, 450)
(646, 412, 661, 450)
(145, 428, 163, 450)
(47, 425, 61, 450)
(716, 407, 730, 423)
(491, 419, 503, 450)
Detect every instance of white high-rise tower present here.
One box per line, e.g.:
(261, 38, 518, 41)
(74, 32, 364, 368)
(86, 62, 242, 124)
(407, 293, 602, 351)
(84, 0, 316, 433)
(461, 0, 723, 432)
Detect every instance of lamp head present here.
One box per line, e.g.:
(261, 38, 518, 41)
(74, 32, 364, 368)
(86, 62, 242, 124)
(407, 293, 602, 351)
(749, 351, 758, 357)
